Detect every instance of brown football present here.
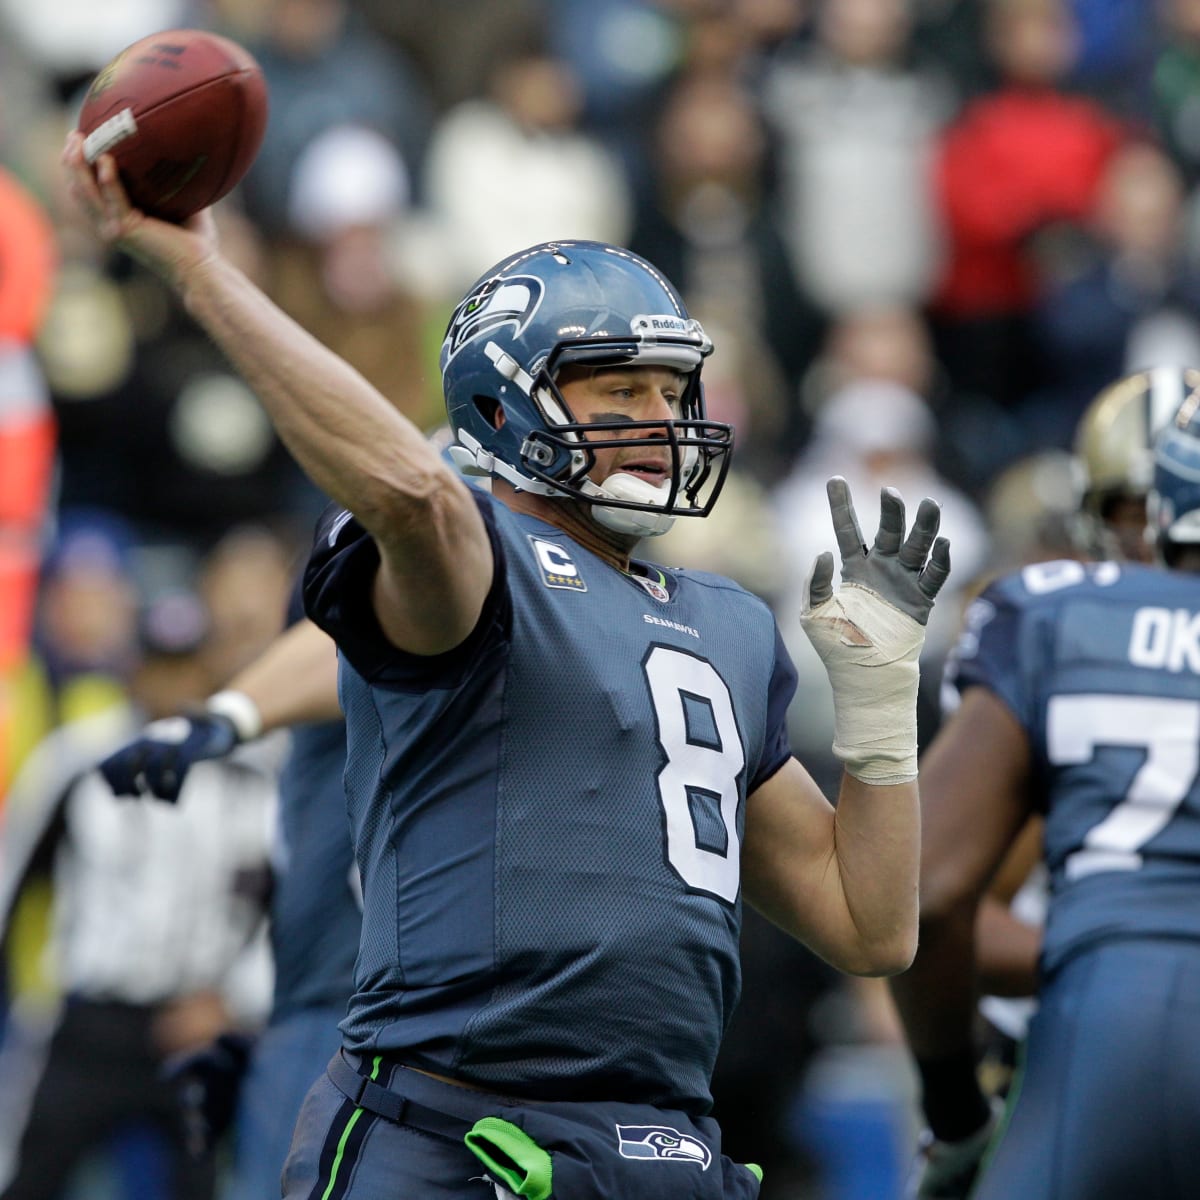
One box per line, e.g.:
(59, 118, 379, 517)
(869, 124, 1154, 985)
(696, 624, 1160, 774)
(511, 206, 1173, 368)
(77, 28, 268, 223)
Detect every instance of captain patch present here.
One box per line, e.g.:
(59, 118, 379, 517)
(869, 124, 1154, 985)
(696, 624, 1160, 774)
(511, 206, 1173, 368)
(529, 536, 587, 591)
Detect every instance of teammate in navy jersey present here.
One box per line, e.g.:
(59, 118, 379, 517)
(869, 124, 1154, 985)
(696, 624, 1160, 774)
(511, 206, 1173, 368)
(963, 367, 1200, 1123)
(202, 608, 354, 1200)
(98, 606, 352, 1196)
(891, 386, 1200, 1200)
(64, 138, 950, 1199)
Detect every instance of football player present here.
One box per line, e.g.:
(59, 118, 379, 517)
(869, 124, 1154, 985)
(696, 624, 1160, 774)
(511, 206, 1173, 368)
(891, 378, 1200, 1200)
(64, 135, 950, 1200)
(963, 367, 1198, 1118)
(1072, 365, 1200, 564)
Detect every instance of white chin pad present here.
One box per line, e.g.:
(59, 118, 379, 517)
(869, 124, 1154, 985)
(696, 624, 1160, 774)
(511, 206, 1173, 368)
(591, 472, 678, 537)
(602, 472, 670, 505)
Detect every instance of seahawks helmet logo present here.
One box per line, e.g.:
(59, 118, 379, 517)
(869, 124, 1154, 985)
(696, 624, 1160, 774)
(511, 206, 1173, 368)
(615, 1125, 712, 1169)
(442, 276, 545, 364)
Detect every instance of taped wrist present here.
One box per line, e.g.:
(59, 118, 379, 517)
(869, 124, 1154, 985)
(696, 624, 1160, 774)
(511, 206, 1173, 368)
(204, 690, 263, 743)
(799, 581, 923, 785)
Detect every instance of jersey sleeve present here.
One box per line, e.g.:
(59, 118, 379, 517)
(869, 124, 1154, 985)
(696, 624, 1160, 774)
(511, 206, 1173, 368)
(750, 620, 798, 792)
(946, 577, 1038, 730)
(301, 492, 511, 690)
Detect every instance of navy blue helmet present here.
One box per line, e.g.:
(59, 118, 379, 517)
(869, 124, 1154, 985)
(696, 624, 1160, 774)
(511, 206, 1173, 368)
(1150, 378, 1200, 565)
(439, 240, 733, 537)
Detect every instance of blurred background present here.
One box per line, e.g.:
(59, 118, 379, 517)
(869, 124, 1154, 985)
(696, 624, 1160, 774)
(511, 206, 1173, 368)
(0, 0, 1193, 1196)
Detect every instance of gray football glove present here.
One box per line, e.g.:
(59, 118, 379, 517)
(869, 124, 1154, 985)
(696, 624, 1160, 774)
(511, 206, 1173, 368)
(799, 477, 951, 783)
(805, 477, 951, 626)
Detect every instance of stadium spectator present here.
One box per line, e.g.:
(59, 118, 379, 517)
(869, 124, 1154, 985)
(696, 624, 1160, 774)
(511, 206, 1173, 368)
(195, 524, 296, 689)
(0, 167, 57, 803)
(628, 70, 824, 481)
(1064, 0, 1160, 120)
(543, 0, 692, 186)
(413, 41, 632, 299)
(760, 0, 955, 316)
(1030, 139, 1200, 452)
(354, 0, 547, 113)
(1151, 0, 1200, 185)
(26, 510, 142, 737)
(928, 0, 1126, 415)
(230, 0, 433, 239)
(256, 120, 442, 434)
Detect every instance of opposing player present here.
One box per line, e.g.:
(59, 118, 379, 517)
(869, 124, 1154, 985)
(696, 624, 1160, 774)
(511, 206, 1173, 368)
(62, 136, 950, 1199)
(891, 384, 1200, 1200)
(1071, 365, 1200, 564)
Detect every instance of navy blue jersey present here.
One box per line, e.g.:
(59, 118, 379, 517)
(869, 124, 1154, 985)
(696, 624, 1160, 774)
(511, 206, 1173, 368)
(270, 582, 360, 1020)
(946, 559, 1200, 976)
(270, 716, 358, 1020)
(303, 491, 796, 1114)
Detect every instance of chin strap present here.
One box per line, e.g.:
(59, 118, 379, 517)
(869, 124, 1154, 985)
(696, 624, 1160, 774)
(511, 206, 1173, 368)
(448, 431, 560, 496)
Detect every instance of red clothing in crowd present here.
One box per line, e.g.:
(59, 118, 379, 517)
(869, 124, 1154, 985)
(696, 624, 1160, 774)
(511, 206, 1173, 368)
(932, 87, 1125, 317)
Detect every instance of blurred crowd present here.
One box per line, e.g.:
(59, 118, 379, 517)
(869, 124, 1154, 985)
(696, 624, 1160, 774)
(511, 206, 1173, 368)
(1, 0, 1198, 1197)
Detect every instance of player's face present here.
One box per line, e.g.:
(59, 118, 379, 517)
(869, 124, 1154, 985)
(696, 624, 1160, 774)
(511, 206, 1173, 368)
(1105, 496, 1154, 563)
(556, 364, 687, 489)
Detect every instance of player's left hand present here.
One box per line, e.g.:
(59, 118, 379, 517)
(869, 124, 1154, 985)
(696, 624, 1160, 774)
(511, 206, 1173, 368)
(805, 477, 951, 627)
(799, 478, 951, 784)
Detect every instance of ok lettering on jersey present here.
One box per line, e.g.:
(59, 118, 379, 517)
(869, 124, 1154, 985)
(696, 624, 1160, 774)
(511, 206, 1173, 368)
(1129, 607, 1200, 673)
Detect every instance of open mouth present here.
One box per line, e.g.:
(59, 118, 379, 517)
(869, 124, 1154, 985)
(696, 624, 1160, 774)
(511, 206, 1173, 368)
(613, 462, 670, 486)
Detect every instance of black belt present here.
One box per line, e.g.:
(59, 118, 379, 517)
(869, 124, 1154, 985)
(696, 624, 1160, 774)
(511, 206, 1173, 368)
(326, 1050, 482, 1140)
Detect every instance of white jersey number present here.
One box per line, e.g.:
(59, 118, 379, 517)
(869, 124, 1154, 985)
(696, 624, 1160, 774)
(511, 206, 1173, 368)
(1048, 694, 1200, 880)
(644, 646, 745, 902)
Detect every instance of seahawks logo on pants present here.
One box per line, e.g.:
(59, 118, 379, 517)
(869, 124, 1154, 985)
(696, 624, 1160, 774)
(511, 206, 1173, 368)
(616, 1124, 712, 1169)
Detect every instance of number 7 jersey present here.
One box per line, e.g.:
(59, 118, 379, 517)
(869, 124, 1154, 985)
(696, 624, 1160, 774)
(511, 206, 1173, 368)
(947, 559, 1200, 977)
(302, 491, 797, 1114)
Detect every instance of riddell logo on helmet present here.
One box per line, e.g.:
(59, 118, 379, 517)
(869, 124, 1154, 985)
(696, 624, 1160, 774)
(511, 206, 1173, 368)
(442, 276, 545, 363)
(636, 315, 688, 333)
